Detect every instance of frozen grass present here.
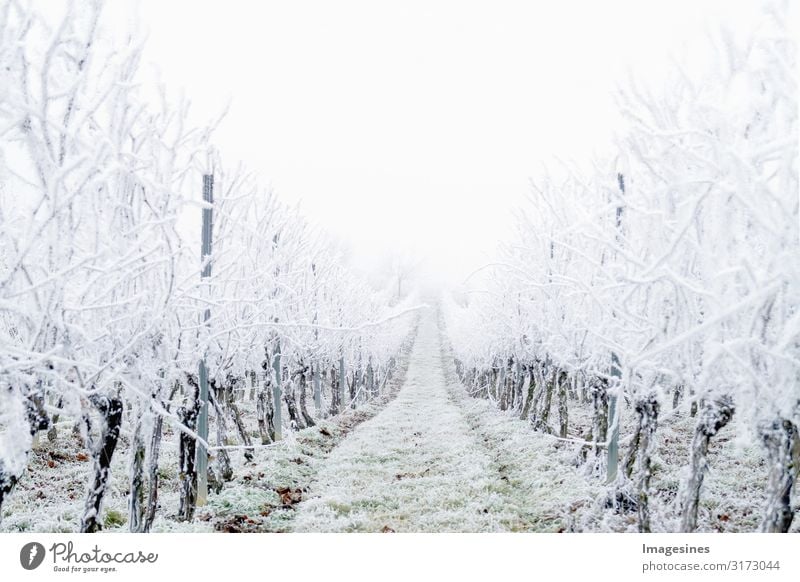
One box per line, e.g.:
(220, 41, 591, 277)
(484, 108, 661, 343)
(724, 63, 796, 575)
(565, 398, 789, 533)
(291, 313, 792, 533)
(292, 316, 600, 532)
(0, 343, 412, 534)
(1, 313, 793, 533)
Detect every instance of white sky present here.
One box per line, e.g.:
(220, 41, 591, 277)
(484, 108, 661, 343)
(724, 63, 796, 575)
(125, 0, 763, 286)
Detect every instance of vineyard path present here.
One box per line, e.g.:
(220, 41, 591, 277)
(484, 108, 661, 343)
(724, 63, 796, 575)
(291, 312, 594, 532)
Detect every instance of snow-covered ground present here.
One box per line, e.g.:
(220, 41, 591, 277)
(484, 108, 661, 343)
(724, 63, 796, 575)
(1, 311, 789, 533)
(1, 312, 599, 533)
(291, 314, 600, 532)
(0, 341, 414, 534)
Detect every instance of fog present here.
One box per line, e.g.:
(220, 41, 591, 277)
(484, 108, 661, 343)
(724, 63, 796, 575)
(128, 0, 761, 287)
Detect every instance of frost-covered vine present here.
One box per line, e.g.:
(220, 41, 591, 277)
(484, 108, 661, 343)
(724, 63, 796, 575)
(444, 1, 798, 533)
(0, 0, 417, 531)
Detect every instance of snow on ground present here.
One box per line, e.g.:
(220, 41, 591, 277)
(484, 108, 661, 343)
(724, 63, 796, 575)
(291, 314, 600, 532)
(0, 341, 413, 534)
(1, 312, 785, 533)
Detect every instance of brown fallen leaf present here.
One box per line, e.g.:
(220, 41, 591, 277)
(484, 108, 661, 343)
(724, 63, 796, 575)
(275, 486, 303, 506)
(214, 514, 253, 533)
(381, 525, 395, 533)
(76, 452, 89, 462)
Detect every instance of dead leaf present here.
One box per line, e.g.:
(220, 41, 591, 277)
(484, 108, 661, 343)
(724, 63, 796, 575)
(214, 514, 255, 533)
(275, 486, 302, 506)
